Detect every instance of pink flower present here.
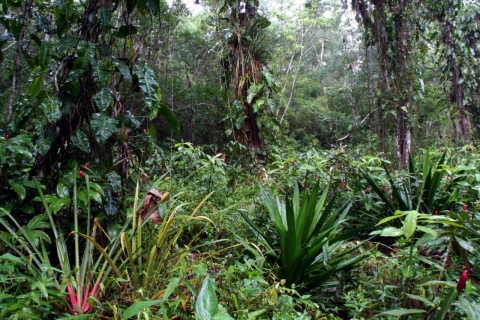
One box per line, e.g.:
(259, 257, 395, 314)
(463, 203, 468, 211)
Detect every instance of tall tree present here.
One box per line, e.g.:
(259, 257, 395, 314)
(223, 0, 274, 158)
(352, 0, 417, 167)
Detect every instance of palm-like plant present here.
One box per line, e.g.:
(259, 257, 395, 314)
(240, 182, 372, 291)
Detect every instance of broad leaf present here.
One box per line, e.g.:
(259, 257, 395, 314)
(38, 41, 52, 68)
(196, 276, 218, 320)
(158, 104, 180, 133)
(74, 41, 95, 70)
(117, 25, 138, 38)
(136, 64, 160, 110)
(71, 130, 91, 153)
(58, 34, 78, 53)
(40, 98, 62, 123)
(113, 57, 132, 82)
(9, 181, 26, 201)
(97, 4, 112, 29)
(91, 60, 108, 86)
(91, 113, 118, 144)
(94, 87, 113, 112)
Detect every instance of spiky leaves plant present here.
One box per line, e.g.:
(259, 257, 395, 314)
(240, 182, 372, 291)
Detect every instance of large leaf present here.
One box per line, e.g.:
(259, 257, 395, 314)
(122, 300, 163, 319)
(117, 25, 138, 38)
(71, 130, 91, 153)
(113, 57, 132, 82)
(91, 60, 108, 86)
(9, 181, 26, 202)
(40, 98, 62, 123)
(158, 104, 180, 133)
(58, 34, 78, 53)
(38, 41, 52, 68)
(136, 64, 160, 110)
(91, 113, 118, 144)
(26, 66, 46, 98)
(97, 4, 112, 29)
(54, 0, 74, 37)
(74, 41, 95, 70)
(196, 276, 218, 320)
(94, 87, 113, 112)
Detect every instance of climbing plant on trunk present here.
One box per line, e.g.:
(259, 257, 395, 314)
(222, 0, 276, 160)
(352, 0, 417, 168)
(2, 0, 180, 192)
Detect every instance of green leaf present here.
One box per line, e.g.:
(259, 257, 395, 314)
(97, 4, 112, 29)
(406, 294, 435, 307)
(122, 300, 163, 319)
(54, 0, 74, 37)
(91, 113, 118, 144)
(71, 130, 91, 153)
(94, 87, 113, 112)
(58, 34, 78, 53)
(91, 60, 108, 86)
(57, 183, 69, 199)
(379, 309, 425, 316)
(196, 276, 219, 320)
(40, 98, 62, 123)
(9, 181, 26, 201)
(38, 41, 52, 69)
(416, 226, 437, 237)
(375, 226, 404, 237)
(26, 66, 46, 98)
(403, 210, 418, 239)
(117, 25, 138, 38)
(136, 64, 160, 109)
(434, 287, 457, 320)
(126, 0, 136, 13)
(74, 41, 95, 70)
(158, 104, 180, 133)
(113, 57, 132, 82)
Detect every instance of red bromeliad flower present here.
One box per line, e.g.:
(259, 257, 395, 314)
(79, 170, 84, 178)
(5, 134, 9, 141)
(463, 203, 468, 211)
(457, 270, 468, 292)
(337, 164, 341, 170)
(85, 163, 89, 168)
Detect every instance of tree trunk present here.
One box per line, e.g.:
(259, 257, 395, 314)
(442, 21, 472, 144)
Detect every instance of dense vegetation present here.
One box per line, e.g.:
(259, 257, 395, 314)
(0, 0, 479, 319)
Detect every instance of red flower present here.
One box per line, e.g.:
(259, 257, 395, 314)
(457, 270, 468, 292)
(337, 164, 341, 170)
(142, 177, 146, 184)
(79, 170, 84, 178)
(214, 150, 217, 155)
(364, 190, 368, 194)
(435, 211, 438, 215)
(463, 203, 468, 211)
(85, 162, 89, 168)
(5, 134, 9, 141)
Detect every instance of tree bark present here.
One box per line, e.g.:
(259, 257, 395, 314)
(7, 0, 33, 123)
